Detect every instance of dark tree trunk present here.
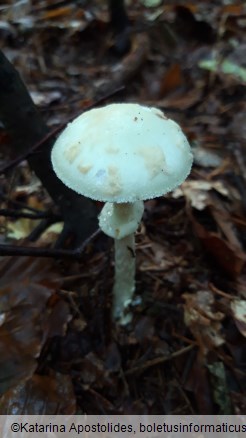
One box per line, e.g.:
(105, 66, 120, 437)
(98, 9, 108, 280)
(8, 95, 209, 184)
(109, 0, 129, 33)
(0, 50, 98, 248)
(108, 0, 130, 55)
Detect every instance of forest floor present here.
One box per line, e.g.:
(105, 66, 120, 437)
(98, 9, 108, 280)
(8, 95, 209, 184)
(0, 0, 245, 414)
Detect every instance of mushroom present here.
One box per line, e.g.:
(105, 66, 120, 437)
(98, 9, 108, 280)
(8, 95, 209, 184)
(51, 103, 193, 324)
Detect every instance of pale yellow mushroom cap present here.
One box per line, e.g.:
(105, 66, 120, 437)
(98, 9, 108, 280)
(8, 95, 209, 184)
(51, 103, 193, 203)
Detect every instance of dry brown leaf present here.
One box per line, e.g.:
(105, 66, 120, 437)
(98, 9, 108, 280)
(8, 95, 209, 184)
(183, 290, 225, 353)
(172, 180, 230, 210)
(220, 4, 245, 16)
(0, 257, 70, 395)
(42, 6, 73, 20)
(159, 63, 184, 98)
(189, 210, 246, 277)
(210, 197, 243, 249)
(0, 374, 76, 414)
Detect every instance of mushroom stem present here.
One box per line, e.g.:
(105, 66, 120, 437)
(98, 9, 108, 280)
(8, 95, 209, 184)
(113, 232, 135, 324)
(99, 201, 144, 324)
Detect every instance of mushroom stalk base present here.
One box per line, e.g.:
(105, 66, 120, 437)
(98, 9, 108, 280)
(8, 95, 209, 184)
(113, 233, 135, 325)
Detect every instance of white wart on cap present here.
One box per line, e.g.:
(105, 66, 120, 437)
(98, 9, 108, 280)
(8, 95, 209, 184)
(51, 103, 193, 203)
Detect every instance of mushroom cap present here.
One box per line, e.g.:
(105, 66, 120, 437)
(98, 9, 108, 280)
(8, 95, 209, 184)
(51, 103, 193, 203)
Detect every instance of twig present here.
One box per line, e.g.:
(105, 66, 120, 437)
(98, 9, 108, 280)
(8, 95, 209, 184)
(113, 33, 149, 86)
(0, 86, 125, 175)
(0, 190, 47, 213)
(0, 229, 101, 259)
(125, 344, 194, 376)
(0, 208, 61, 220)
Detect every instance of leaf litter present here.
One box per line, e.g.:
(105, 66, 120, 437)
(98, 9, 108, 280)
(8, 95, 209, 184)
(0, 0, 245, 415)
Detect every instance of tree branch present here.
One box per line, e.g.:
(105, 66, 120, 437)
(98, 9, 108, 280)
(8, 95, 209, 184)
(0, 229, 101, 259)
(0, 208, 61, 220)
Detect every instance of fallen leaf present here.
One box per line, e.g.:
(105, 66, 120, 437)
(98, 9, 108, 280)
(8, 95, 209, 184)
(193, 147, 223, 168)
(30, 90, 62, 106)
(220, 4, 245, 15)
(0, 373, 76, 414)
(183, 290, 225, 353)
(199, 57, 246, 83)
(140, 0, 162, 7)
(42, 6, 73, 20)
(207, 362, 232, 414)
(172, 180, 230, 210)
(189, 209, 246, 277)
(159, 63, 184, 98)
(184, 352, 214, 413)
(7, 216, 40, 239)
(231, 299, 246, 337)
(0, 257, 70, 395)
